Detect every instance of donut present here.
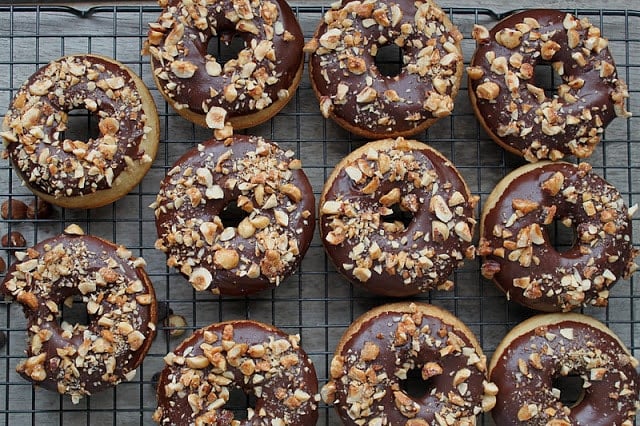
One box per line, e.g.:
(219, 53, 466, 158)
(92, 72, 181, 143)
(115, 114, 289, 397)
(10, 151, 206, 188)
(0, 54, 159, 209)
(305, 0, 464, 139)
(321, 302, 498, 424)
(489, 313, 640, 425)
(0, 224, 157, 403)
(479, 161, 638, 312)
(152, 320, 319, 424)
(152, 134, 315, 296)
(468, 10, 631, 162)
(145, 0, 304, 130)
(319, 137, 477, 297)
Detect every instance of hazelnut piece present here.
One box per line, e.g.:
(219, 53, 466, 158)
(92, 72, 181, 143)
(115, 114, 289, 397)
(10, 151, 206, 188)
(164, 314, 187, 337)
(1, 200, 27, 220)
(2, 231, 26, 248)
(27, 198, 52, 219)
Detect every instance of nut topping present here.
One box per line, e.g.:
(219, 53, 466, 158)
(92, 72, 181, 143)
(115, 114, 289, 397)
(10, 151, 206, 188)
(321, 139, 475, 297)
(153, 322, 318, 424)
(472, 25, 490, 43)
(3, 55, 155, 200)
(205, 107, 227, 129)
(154, 136, 314, 294)
(1, 233, 156, 403)
(190, 267, 213, 291)
(469, 10, 629, 161)
(476, 82, 500, 101)
(322, 304, 495, 424)
(496, 28, 523, 49)
(482, 161, 636, 312)
(308, 0, 463, 136)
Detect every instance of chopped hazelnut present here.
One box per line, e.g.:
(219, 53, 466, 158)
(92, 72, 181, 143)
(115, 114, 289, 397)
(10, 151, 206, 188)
(476, 82, 500, 101)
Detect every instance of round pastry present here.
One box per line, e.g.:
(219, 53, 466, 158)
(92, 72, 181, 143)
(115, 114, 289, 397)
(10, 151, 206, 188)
(468, 10, 631, 162)
(479, 161, 638, 312)
(145, 0, 304, 130)
(319, 137, 477, 297)
(1, 54, 159, 209)
(153, 320, 319, 425)
(0, 224, 157, 403)
(321, 302, 497, 424)
(152, 134, 315, 296)
(305, 0, 464, 139)
(489, 313, 640, 425)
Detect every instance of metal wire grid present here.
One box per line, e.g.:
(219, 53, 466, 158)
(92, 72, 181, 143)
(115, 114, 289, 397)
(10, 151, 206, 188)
(0, 5, 638, 425)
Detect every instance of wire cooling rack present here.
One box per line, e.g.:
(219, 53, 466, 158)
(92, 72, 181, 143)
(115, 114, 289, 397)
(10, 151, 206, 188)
(0, 4, 638, 425)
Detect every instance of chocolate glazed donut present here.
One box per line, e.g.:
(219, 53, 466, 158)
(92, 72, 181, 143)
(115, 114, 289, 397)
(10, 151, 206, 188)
(489, 313, 640, 425)
(145, 0, 304, 130)
(153, 320, 319, 425)
(479, 161, 638, 312)
(321, 302, 498, 425)
(319, 138, 477, 297)
(305, 0, 464, 139)
(1, 54, 159, 209)
(0, 225, 157, 403)
(152, 135, 315, 296)
(468, 10, 631, 162)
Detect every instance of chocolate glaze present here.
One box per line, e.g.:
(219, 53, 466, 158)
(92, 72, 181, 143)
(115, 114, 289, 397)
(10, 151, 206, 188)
(147, 0, 303, 124)
(2, 55, 153, 198)
(0, 230, 157, 402)
(153, 135, 315, 296)
(320, 139, 476, 297)
(480, 161, 637, 312)
(153, 320, 319, 425)
(307, 0, 463, 138)
(322, 303, 494, 425)
(469, 10, 630, 161)
(491, 316, 640, 425)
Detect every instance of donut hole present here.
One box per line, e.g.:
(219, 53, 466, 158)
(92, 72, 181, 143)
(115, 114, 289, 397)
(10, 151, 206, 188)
(208, 34, 246, 64)
(400, 366, 432, 399)
(57, 295, 91, 329)
(552, 375, 586, 408)
(534, 63, 564, 98)
(544, 218, 576, 253)
(220, 200, 249, 228)
(60, 108, 100, 142)
(226, 386, 257, 420)
(374, 44, 403, 77)
(382, 203, 414, 229)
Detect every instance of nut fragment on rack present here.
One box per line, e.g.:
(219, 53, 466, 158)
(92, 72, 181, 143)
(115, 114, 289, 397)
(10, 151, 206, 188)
(2, 231, 26, 248)
(164, 314, 187, 337)
(1, 200, 27, 220)
(26, 198, 52, 219)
